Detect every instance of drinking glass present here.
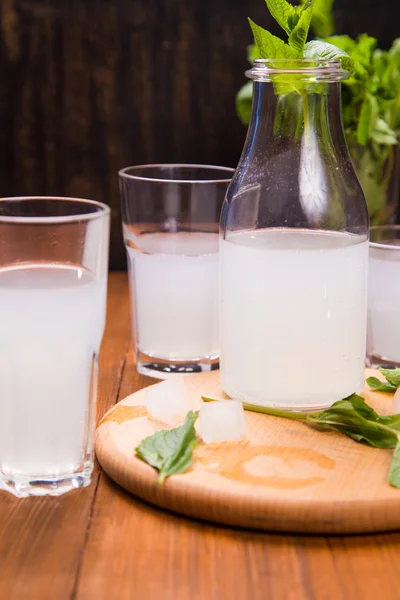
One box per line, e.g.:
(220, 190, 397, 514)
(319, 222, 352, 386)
(367, 225, 400, 368)
(119, 164, 234, 378)
(0, 197, 110, 497)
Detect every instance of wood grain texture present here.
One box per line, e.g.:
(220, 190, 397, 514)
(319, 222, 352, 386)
(96, 368, 400, 534)
(76, 480, 400, 600)
(1, 0, 399, 269)
(77, 335, 400, 600)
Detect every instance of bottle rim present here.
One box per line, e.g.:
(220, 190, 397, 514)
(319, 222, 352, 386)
(246, 58, 348, 82)
(0, 196, 110, 224)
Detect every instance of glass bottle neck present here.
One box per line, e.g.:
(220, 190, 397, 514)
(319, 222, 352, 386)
(226, 79, 368, 235)
(244, 81, 348, 161)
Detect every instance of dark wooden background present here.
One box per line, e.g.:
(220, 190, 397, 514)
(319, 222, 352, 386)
(1, 0, 399, 269)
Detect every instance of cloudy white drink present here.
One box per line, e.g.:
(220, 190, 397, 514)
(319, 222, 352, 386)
(0, 265, 106, 481)
(220, 229, 368, 409)
(368, 243, 400, 365)
(127, 232, 219, 363)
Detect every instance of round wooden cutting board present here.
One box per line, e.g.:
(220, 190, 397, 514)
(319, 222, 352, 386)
(95, 369, 400, 534)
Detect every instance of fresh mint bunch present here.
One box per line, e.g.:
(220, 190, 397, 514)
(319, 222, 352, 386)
(236, 0, 400, 226)
(236, 0, 354, 121)
(337, 33, 400, 224)
(325, 34, 400, 147)
(247, 0, 355, 71)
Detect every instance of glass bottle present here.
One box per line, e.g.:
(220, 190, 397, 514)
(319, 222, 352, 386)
(220, 59, 369, 410)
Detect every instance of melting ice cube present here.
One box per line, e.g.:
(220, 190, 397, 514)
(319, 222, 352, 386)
(199, 400, 246, 444)
(146, 377, 190, 426)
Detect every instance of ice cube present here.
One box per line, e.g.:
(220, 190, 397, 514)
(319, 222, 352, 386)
(146, 377, 190, 426)
(199, 400, 246, 444)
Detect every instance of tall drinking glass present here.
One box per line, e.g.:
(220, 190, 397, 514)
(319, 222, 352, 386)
(119, 164, 234, 378)
(0, 197, 110, 497)
(367, 225, 400, 368)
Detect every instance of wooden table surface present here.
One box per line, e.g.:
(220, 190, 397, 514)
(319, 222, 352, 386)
(2, 272, 400, 600)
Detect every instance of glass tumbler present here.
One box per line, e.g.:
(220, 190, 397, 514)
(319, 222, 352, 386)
(367, 225, 400, 368)
(0, 197, 110, 497)
(119, 164, 234, 378)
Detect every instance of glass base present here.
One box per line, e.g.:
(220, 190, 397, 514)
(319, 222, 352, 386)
(219, 379, 364, 412)
(136, 350, 219, 379)
(223, 394, 331, 412)
(366, 354, 400, 369)
(0, 463, 93, 498)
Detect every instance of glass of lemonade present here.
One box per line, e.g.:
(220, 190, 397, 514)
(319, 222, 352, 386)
(119, 164, 233, 378)
(0, 197, 110, 497)
(367, 225, 400, 368)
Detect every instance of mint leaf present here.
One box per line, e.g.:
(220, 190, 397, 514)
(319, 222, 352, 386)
(136, 410, 198, 484)
(264, 0, 298, 35)
(370, 118, 398, 145)
(236, 81, 253, 125)
(249, 18, 297, 59)
(304, 40, 356, 74)
(288, 0, 313, 56)
(379, 368, 400, 388)
(307, 0, 334, 38)
(248, 44, 261, 63)
(287, 12, 300, 33)
(347, 139, 395, 225)
(382, 415, 400, 432)
(366, 376, 397, 394)
(323, 35, 355, 54)
(353, 33, 377, 69)
(323, 35, 366, 75)
(338, 393, 381, 420)
(388, 38, 400, 60)
(311, 400, 398, 449)
(357, 93, 378, 146)
(389, 442, 400, 487)
(341, 394, 400, 432)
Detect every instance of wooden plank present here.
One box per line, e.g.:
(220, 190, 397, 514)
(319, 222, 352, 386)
(76, 475, 313, 600)
(0, 273, 131, 600)
(77, 468, 400, 600)
(300, 534, 400, 599)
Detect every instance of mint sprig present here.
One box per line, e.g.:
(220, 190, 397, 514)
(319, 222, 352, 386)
(238, 0, 400, 226)
(202, 394, 400, 488)
(135, 410, 198, 484)
(249, 18, 297, 59)
(288, 0, 313, 56)
(367, 368, 400, 394)
(304, 39, 355, 73)
(249, 0, 354, 73)
(265, 0, 302, 34)
(366, 377, 397, 394)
